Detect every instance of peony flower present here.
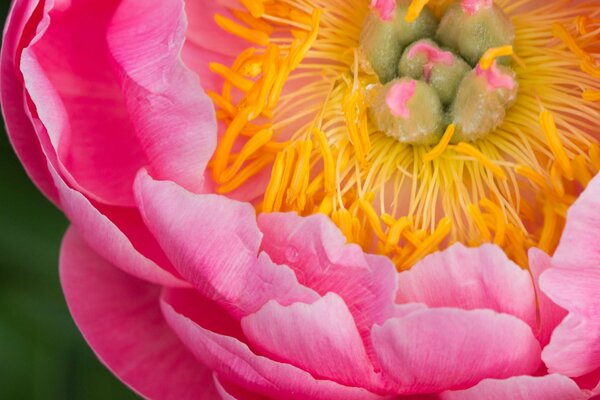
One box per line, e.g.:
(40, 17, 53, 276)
(3, 0, 600, 398)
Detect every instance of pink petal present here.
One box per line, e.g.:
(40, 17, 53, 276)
(0, 0, 59, 204)
(241, 293, 383, 392)
(371, 308, 541, 394)
(396, 243, 537, 329)
(528, 248, 567, 347)
(554, 174, 600, 270)
(161, 289, 385, 400)
(134, 170, 317, 318)
(257, 212, 398, 335)
(214, 375, 268, 400)
(60, 227, 219, 400)
(440, 374, 588, 400)
(541, 311, 600, 377)
(107, 0, 217, 195)
(49, 163, 185, 287)
(184, 0, 246, 58)
(21, 0, 215, 207)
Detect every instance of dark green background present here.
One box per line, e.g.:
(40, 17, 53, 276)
(0, 1, 137, 398)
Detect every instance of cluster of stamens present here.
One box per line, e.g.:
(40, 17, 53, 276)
(361, 0, 518, 144)
(207, 0, 600, 270)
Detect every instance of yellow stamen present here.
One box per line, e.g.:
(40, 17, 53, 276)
(400, 218, 452, 269)
(480, 45, 514, 70)
(406, 0, 430, 23)
(212, 107, 253, 181)
(423, 124, 455, 162)
(583, 89, 600, 101)
(468, 204, 492, 242)
(217, 154, 275, 194)
(209, 62, 255, 92)
(539, 110, 574, 180)
(240, 0, 265, 19)
(214, 14, 270, 46)
(480, 198, 506, 246)
(454, 143, 507, 180)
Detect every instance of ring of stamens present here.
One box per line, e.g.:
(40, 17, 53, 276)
(208, 0, 600, 270)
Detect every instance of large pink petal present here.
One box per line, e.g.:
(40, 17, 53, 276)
(21, 0, 215, 207)
(257, 213, 398, 336)
(50, 163, 185, 287)
(214, 375, 267, 400)
(60, 227, 219, 400)
(134, 170, 317, 318)
(161, 288, 385, 400)
(553, 174, 600, 270)
(371, 308, 541, 394)
(107, 0, 216, 194)
(1, 0, 59, 204)
(21, 0, 147, 206)
(241, 293, 384, 392)
(528, 248, 567, 347)
(440, 374, 588, 400)
(396, 243, 536, 329)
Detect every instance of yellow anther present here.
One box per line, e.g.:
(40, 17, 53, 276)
(583, 90, 600, 101)
(207, 91, 236, 117)
(468, 205, 492, 242)
(318, 196, 333, 215)
(406, 0, 430, 23)
(217, 154, 275, 194)
(263, 152, 286, 213)
(550, 162, 565, 198)
(552, 23, 589, 60)
(240, 0, 265, 18)
(386, 217, 412, 247)
(219, 128, 274, 183)
(538, 202, 559, 254)
(480, 46, 514, 70)
(480, 199, 506, 246)
(539, 110, 574, 181)
(359, 199, 387, 241)
(572, 155, 592, 187)
(287, 141, 313, 210)
(423, 124, 455, 162)
(381, 214, 397, 227)
(589, 143, 600, 171)
(455, 143, 507, 180)
(313, 128, 336, 194)
(214, 14, 270, 46)
(212, 107, 253, 181)
(401, 218, 452, 269)
(209, 62, 255, 92)
(580, 58, 600, 79)
(514, 165, 548, 190)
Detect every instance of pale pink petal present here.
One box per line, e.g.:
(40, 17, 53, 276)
(134, 170, 317, 318)
(440, 374, 588, 400)
(528, 248, 567, 347)
(542, 312, 600, 377)
(396, 243, 536, 329)
(0, 0, 59, 204)
(554, 174, 600, 269)
(161, 289, 386, 400)
(60, 228, 219, 400)
(184, 0, 246, 58)
(257, 212, 398, 335)
(108, 0, 217, 195)
(241, 293, 383, 392)
(372, 308, 541, 394)
(49, 163, 185, 287)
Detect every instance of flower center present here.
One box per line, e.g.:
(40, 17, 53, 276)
(208, 0, 600, 269)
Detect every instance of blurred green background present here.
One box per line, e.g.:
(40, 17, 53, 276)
(0, 1, 137, 398)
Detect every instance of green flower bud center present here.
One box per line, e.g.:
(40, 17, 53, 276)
(359, 0, 517, 145)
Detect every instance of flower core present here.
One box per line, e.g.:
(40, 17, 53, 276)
(208, 0, 600, 269)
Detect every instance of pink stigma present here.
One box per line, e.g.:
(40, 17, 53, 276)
(462, 0, 493, 15)
(476, 61, 516, 91)
(386, 80, 417, 118)
(370, 0, 397, 21)
(408, 42, 454, 80)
